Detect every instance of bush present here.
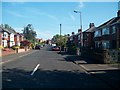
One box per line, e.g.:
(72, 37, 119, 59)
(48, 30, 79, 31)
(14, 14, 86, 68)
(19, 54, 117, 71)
(0, 45, 4, 49)
(20, 46, 24, 49)
(11, 45, 20, 50)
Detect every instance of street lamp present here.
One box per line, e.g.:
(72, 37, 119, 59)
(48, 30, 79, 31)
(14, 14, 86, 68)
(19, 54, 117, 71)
(74, 10, 82, 30)
(74, 10, 82, 55)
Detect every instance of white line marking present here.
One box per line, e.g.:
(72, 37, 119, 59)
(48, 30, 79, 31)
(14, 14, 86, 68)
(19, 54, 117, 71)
(31, 64, 40, 76)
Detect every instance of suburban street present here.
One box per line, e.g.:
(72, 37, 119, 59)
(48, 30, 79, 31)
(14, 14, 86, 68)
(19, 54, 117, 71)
(1, 45, 114, 89)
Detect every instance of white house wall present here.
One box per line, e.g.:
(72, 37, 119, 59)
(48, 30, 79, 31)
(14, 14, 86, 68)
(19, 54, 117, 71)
(2, 40, 7, 47)
(10, 33, 15, 47)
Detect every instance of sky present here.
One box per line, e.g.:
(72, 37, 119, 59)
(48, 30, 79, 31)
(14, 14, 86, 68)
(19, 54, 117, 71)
(1, 1, 119, 40)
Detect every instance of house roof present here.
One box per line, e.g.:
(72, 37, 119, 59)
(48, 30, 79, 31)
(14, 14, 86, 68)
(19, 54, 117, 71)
(0, 26, 10, 33)
(85, 26, 96, 33)
(8, 28, 16, 34)
(97, 16, 120, 28)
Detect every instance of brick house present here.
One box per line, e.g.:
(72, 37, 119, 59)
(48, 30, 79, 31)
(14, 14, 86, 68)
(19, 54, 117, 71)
(19, 34, 24, 42)
(1, 27, 10, 47)
(82, 23, 96, 48)
(8, 28, 16, 47)
(75, 29, 82, 48)
(14, 33, 20, 46)
(94, 10, 120, 49)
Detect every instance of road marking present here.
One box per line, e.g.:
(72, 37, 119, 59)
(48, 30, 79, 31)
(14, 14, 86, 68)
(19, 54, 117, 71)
(0, 51, 35, 65)
(31, 64, 40, 76)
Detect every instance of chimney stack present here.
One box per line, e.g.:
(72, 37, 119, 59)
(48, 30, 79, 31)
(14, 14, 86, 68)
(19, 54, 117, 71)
(89, 23, 94, 28)
(78, 29, 82, 33)
(72, 32, 75, 35)
(67, 34, 70, 37)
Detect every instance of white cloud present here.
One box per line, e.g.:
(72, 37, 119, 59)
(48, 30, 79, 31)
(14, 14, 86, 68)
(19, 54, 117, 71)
(76, 0, 84, 9)
(7, 11, 27, 18)
(69, 13, 76, 21)
(36, 30, 54, 40)
(46, 14, 58, 21)
(24, 7, 58, 21)
(14, 27, 24, 33)
(78, 2, 84, 8)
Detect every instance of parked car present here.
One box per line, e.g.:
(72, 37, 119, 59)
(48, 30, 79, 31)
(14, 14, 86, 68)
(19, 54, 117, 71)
(35, 45, 41, 50)
(52, 46, 60, 51)
(40, 45, 44, 48)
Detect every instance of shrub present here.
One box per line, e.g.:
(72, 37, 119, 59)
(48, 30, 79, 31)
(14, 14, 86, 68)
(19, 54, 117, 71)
(0, 45, 4, 49)
(11, 45, 20, 50)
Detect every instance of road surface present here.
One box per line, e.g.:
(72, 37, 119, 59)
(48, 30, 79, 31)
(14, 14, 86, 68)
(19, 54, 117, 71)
(2, 45, 111, 89)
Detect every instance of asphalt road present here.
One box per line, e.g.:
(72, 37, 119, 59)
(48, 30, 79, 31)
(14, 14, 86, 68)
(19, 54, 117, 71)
(2, 45, 111, 89)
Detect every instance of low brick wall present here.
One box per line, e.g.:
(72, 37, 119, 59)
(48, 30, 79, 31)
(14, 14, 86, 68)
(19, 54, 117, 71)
(18, 49, 30, 53)
(81, 48, 111, 64)
(2, 49, 15, 56)
(1, 48, 30, 56)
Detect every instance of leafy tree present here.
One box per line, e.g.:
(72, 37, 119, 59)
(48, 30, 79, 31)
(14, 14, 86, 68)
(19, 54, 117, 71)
(52, 34, 68, 47)
(23, 24, 37, 44)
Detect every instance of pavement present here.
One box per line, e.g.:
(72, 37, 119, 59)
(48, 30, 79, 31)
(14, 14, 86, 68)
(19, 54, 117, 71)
(64, 54, 120, 89)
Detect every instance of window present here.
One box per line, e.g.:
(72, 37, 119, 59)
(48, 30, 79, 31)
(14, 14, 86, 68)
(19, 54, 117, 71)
(94, 30, 101, 37)
(102, 41, 110, 49)
(95, 41, 101, 48)
(3, 32, 8, 38)
(102, 27, 109, 35)
(78, 35, 80, 40)
(111, 26, 116, 34)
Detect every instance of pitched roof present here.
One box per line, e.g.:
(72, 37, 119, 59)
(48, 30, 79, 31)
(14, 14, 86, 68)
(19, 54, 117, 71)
(0, 26, 10, 33)
(85, 26, 96, 33)
(8, 28, 16, 34)
(98, 17, 120, 28)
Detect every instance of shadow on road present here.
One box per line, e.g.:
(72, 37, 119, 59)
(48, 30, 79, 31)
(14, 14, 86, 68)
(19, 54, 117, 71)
(58, 51, 102, 64)
(3, 67, 119, 89)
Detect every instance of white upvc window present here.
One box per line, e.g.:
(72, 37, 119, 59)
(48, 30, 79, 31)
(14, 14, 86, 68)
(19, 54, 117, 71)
(3, 32, 8, 38)
(94, 30, 101, 37)
(10, 33, 14, 42)
(102, 41, 110, 49)
(102, 27, 109, 35)
(78, 35, 80, 40)
(95, 41, 101, 48)
(111, 26, 116, 34)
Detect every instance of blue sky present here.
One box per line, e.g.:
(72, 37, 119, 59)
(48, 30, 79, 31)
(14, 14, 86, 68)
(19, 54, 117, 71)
(2, 2, 118, 40)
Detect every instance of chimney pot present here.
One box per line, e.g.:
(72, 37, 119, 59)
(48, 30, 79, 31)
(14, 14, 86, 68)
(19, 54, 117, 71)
(89, 23, 94, 28)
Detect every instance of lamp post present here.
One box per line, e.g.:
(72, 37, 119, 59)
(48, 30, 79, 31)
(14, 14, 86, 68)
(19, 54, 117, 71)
(74, 10, 82, 55)
(74, 10, 82, 30)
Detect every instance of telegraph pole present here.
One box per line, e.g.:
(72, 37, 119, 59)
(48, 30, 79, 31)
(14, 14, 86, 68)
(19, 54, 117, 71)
(60, 24, 62, 53)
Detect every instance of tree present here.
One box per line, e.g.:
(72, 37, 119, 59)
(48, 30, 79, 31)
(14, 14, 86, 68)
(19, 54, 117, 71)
(52, 34, 68, 47)
(23, 24, 37, 44)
